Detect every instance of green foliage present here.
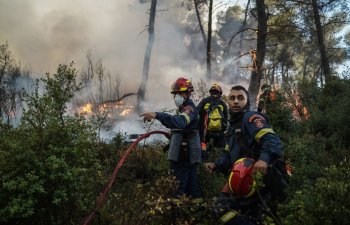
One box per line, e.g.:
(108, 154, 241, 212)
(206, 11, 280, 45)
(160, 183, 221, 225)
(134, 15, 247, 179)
(198, 146, 227, 198)
(2, 65, 350, 224)
(260, 88, 294, 133)
(0, 63, 113, 225)
(90, 145, 225, 225)
(282, 160, 350, 225)
(313, 78, 350, 148)
(1, 1, 350, 223)
(42, 62, 82, 122)
(285, 134, 326, 182)
(0, 42, 27, 125)
(278, 77, 350, 224)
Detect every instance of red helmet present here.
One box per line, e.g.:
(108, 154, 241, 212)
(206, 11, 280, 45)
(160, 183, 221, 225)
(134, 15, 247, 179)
(170, 77, 194, 94)
(209, 83, 223, 95)
(228, 158, 256, 198)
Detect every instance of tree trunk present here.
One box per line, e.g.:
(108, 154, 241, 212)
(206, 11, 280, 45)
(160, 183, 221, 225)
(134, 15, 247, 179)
(0, 44, 11, 119)
(311, 0, 332, 85)
(303, 55, 310, 81)
(194, 0, 207, 47)
(248, 0, 267, 109)
(136, 0, 157, 114)
(281, 63, 286, 88)
(271, 50, 276, 84)
(234, 0, 251, 83)
(239, 0, 251, 52)
(206, 0, 213, 81)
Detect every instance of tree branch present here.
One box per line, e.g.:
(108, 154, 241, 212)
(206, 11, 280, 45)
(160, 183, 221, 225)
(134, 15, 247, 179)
(222, 28, 257, 58)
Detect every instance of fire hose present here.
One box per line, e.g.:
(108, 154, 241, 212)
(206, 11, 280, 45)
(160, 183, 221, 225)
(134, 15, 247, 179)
(82, 130, 170, 225)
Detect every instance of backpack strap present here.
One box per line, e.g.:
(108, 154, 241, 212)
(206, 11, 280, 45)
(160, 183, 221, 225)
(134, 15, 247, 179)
(207, 99, 224, 118)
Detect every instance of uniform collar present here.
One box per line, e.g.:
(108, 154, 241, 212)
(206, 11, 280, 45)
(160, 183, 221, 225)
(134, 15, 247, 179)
(229, 110, 247, 124)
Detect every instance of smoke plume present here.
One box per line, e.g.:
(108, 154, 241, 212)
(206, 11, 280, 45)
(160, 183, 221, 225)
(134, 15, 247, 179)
(0, 0, 245, 138)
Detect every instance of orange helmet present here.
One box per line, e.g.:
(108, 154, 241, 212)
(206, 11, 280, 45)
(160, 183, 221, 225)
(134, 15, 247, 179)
(209, 83, 223, 95)
(228, 158, 256, 198)
(170, 77, 194, 94)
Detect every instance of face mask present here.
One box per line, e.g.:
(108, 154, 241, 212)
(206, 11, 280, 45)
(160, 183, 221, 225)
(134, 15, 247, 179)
(174, 94, 185, 107)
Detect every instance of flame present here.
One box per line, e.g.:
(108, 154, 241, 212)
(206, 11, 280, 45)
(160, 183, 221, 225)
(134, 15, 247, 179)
(120, 108, 132, 116)
(113, 100, 124, 109)
(292, 91, 310, 120)
(98, 103, 108, 112)
(302, 106, 310, 119)
(79, 103, 93, 114)
(9, 110, 16, 118)
(76, 100, 135, 119)
(257, 85, 310, 121)
(295, 102, 310, 120)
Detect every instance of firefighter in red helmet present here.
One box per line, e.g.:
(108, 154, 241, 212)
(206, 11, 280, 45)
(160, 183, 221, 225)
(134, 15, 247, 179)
(205, 85, 288, 225)
(141, 77, 203, 201)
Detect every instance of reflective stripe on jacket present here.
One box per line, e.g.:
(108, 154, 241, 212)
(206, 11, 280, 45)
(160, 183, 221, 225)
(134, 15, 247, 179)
(215, 111, 283, 173)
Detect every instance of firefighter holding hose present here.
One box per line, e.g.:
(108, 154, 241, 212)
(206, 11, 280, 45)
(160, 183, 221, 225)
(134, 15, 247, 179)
(140, 77, 203, 201)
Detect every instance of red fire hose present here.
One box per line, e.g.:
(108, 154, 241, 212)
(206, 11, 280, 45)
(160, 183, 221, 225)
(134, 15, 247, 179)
(82, 130, 170, 225)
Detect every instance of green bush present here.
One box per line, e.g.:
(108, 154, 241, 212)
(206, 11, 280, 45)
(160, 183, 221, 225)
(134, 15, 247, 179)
(2, 64, 350, 225)
(282, 159, 350, 225)
(0, 64, 114, 225)
(279, 77, 350, 224)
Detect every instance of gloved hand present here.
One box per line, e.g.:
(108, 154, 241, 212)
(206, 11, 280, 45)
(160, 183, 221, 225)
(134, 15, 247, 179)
(140, 112, 156, 122)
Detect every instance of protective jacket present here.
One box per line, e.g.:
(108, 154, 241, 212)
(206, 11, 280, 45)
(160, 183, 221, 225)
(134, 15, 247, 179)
(214, 111, 285, 225)
(156, 99, 201, 164)
(215, 111, 282, 173)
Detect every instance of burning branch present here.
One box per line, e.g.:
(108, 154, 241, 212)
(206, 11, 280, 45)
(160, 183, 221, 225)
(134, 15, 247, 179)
(250, 49, 257, 71)
(77, 92, 137, 118)
(227, 50, 259, 72)
(100, 92, 137, 105)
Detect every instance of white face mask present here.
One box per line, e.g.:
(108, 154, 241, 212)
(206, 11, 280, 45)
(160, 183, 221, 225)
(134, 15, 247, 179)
(174, 94, 185, 107)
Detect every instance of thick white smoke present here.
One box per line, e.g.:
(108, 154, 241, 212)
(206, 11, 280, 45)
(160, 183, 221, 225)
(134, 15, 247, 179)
(0, 0, 248, 140)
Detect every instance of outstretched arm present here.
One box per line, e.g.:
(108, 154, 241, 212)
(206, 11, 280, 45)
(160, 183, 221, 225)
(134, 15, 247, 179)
(140, 112, 156, 122)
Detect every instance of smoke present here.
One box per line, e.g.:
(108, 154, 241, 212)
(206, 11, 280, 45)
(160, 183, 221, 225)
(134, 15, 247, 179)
(0, 0, 250, 96)
(1, 0, 208, 102)
(0, 0, 249, 138)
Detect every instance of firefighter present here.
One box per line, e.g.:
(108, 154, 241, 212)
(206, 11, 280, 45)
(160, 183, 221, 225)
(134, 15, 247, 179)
(197, 83, 228, 156)
(141, 77, 203, 200)
(205, 85, 287, 225)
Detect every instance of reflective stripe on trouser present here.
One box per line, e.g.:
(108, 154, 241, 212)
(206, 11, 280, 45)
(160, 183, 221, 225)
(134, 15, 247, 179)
(219, 210, 239, 224)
